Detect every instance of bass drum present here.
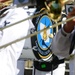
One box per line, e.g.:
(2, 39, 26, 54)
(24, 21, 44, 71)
(31, 13, 53, 61)
(20, 10, 53, 61)
(19, 11, 66, 61)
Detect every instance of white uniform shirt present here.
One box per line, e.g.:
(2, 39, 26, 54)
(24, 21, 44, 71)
(51, 25, 75, 75)
(0, 7, 29, 75)
(51, 28, 73, 59)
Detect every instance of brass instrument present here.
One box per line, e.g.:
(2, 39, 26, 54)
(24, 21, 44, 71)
(45, 0, 68, 22)
(0, 0, 75, 49)
(0, 0, 13, 9)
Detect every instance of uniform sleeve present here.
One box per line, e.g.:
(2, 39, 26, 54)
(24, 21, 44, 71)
(0, 7, 30, 60)
(51, 28, 72, 59)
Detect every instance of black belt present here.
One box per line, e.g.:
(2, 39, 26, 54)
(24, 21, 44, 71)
(33, 54, 65, 71)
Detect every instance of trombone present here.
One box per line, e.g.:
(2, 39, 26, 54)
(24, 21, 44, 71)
(0, 0, 75, 49)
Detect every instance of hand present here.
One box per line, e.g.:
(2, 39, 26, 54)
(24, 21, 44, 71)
(63, 8, 75, 33)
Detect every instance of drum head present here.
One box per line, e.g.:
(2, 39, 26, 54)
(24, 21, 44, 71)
(31, 14, 53, 61)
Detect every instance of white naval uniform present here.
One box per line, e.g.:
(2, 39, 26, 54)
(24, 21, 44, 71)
(51, 28, 75, 75)
(0, 7, 29, 75)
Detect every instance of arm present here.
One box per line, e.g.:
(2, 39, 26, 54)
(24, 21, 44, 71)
(51, 8, 75, 59)
(0, 7, 30, 60)
(51, 28, 71, 59)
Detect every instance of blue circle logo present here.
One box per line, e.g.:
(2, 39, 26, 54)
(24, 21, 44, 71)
(37, 15, 53, 50)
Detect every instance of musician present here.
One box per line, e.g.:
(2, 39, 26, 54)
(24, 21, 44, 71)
(51, 7, 75, 75)
(0, 0, 30, 75)
(32, 0, 66, 75)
